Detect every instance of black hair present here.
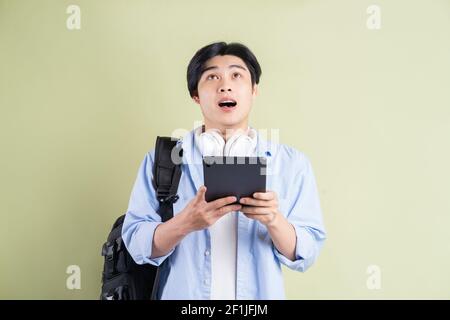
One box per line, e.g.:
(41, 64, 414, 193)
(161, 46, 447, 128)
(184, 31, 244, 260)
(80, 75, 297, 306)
(187, 42, 262, 98)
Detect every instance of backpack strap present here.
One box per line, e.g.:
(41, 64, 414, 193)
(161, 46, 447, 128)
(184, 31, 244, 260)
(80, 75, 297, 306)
(151, 136, 183, 300)
(153, 136, 183, 222)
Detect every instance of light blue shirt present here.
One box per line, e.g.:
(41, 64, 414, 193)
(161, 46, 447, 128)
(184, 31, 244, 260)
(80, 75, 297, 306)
(122, 128, 326, 299)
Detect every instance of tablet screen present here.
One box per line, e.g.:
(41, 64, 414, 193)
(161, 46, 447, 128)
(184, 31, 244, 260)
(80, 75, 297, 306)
(202, 156, 267, 203)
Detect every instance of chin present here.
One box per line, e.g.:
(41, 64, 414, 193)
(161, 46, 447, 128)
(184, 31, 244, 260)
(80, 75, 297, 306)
(218, 117, 241, 124)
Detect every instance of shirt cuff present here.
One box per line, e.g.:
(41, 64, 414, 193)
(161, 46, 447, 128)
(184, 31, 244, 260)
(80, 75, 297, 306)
(132, 221, 175, 266)
(272, 224, 316, 272)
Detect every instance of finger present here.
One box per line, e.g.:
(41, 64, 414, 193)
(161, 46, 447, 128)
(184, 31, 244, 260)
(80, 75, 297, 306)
(240, 206, 271, 215)
(253, 191, 276, 201)
(195, 185, 207, 204)
(207, 195, 238, 210)
(239, 197, 275, 207)
(213, 203, 242, 218)
(242, 213, 269, 222)
(243, 213, 262, 219)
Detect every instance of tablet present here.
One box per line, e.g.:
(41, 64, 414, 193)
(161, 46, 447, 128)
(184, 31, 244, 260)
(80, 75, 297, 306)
(202, 156, 267, 204)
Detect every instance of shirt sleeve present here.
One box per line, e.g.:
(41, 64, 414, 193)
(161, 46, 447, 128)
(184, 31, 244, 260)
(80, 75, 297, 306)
(121, 150, 175, 266)
(273, 151, 327, 272)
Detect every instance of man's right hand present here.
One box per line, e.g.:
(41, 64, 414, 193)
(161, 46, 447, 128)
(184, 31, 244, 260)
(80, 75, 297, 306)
(180, 185, 242, 233)
(151, 185, 241, 259)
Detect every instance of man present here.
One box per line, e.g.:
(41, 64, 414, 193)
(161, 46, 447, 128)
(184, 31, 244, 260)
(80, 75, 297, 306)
(122, 42, 326, 299)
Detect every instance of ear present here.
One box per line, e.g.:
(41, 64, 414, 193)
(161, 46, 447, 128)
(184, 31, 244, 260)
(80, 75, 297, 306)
(192, 95, 200, 105)
(252, 84, 258, 97)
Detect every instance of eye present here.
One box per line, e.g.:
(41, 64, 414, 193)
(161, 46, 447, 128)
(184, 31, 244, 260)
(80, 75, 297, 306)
(233, 72, 241, 78)
(206, 74, 219, 80)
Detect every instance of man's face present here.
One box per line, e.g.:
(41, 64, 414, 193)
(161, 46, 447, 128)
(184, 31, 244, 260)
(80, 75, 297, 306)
(193, 55, 257, 133)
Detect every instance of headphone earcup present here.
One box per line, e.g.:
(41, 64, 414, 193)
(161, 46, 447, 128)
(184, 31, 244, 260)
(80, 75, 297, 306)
(198, 129, 225, 156)
(195, 126, 258, 157)
(225, 132, 256, 157)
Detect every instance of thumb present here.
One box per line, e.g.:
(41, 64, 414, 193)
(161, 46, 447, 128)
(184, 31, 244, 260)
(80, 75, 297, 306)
(196, 185, 207, 202)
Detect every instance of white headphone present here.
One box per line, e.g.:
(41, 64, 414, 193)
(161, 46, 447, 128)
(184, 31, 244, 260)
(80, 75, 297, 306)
(194, 125, 257, 157)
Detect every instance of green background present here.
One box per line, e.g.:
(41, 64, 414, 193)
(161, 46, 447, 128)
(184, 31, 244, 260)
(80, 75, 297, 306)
(1, 0, 449, 299)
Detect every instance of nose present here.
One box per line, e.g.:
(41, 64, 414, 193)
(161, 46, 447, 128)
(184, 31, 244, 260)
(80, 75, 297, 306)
(219, 87, 232, 93)
(218, 82, 232, 93)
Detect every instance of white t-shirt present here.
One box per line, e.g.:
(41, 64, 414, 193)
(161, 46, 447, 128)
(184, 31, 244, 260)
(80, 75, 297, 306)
(194, 125, 257, 300)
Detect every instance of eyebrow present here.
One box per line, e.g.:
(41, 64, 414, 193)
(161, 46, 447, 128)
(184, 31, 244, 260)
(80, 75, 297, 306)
(202, 64, 248, 74)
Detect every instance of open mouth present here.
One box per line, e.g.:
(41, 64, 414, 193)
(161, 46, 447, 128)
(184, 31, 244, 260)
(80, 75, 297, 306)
(218, 99, 237, 108)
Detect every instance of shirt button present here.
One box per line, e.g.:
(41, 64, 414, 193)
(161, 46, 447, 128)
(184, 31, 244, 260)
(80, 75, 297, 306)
(204, 250, 210, 256)
(204, 279, 209, 285)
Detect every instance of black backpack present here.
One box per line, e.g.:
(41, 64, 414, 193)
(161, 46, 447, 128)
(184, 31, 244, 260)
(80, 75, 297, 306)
(100, 136, 183, 300)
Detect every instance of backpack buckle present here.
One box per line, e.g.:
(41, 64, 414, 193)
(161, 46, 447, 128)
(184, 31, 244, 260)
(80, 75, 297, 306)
(104, 286, 129, 300)
(156, 190, 179, 204)
(101, 242, 114, 261)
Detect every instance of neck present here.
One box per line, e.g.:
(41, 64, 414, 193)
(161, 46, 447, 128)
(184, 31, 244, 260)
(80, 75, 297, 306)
(203, 123, 249, 142)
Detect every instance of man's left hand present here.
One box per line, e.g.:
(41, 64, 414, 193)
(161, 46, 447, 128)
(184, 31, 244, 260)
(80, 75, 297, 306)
(239, 191, 280, 227)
